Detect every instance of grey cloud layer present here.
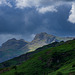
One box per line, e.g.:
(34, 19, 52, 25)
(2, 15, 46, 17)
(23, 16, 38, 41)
(0, 4, 75, 35)
(0, 0, 74, 8)
(0, 0, 75, 45)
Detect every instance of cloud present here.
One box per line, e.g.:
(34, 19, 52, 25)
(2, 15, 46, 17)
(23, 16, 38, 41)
(0, 0, 74, 13)
(68, 2, 75, 24)
(15, 0, 74, 13)
(31, 34, 35, 39)
(0, 0, 12, 7)
(15, 0, 40, 8)
(15, 0, 74, 8)
(37, 6, 57, 14)
(0, 0, 75, 45)
(0, 3, 75, 35)
(0, 0, 59, 13)
(0, 0, 74, 8)
(15, 0, 58, 14)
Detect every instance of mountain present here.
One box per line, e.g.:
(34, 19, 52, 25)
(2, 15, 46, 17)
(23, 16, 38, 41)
(0, 38, 29, 63)
(0, 32, 74, 63)
(0, 38, 28, 51)
(21, 32, 74, 52)
(0, 41, 60, 68)
(0, 39, 75, 75)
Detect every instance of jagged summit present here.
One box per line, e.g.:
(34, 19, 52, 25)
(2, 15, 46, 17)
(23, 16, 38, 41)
(33, 32, 54, 41)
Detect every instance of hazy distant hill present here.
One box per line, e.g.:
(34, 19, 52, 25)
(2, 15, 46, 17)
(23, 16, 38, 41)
(0, 32, 74, 63)
(0, 38, 28, 51)
(0, 38, 29, 63)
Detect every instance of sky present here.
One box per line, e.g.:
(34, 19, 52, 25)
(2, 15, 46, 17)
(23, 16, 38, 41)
(0, 0, 75, 45)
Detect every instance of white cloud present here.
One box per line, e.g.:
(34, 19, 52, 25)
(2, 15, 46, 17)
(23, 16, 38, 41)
(15, 0, 73, 8)
(15, 0, 40, 8)
(15, 0, 59, 13)
(68, 3, 75, 23)
(0, 0, 73, 13)
(37, 6, 57, 14)
(0, 0, 2, 4)
(31, 34, 35, 39)
(0, 0, 12, 7)
(0, 0, 74, 8)
(15, 0, 57, 8)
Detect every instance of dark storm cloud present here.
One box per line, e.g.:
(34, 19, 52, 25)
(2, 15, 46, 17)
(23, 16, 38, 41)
(0, 4, 75, 36)
(0, 7, 25, 34)
(0, 7, 43, 35)
(0, 1, 75, 45)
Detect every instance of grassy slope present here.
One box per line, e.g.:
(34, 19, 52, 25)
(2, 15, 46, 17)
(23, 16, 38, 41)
(1, 39, 75, 75)
(0, 42, 59, 68)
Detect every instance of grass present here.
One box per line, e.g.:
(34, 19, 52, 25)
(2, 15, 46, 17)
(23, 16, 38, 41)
(0, 39, 75, 75)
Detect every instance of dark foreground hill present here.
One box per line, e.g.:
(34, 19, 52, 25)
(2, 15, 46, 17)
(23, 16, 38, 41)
(0, 32, 74, 63)
(0, 39, 75, 75)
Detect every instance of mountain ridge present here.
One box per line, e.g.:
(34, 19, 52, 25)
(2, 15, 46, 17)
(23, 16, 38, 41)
(0, 32, 74, 63)
(21, 32, 74, 52)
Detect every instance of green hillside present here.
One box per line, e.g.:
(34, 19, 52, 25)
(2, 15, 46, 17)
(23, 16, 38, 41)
(0, 39, 75, 75)
(0, 32, 74, 63)
(0, 41, 64, 68)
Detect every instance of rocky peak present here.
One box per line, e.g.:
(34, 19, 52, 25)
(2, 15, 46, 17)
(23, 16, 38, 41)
(33, 32, 55, 41)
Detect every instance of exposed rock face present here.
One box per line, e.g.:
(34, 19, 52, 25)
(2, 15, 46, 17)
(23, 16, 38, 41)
(33, 32, 56, 43)
(0, 32, 74, 63)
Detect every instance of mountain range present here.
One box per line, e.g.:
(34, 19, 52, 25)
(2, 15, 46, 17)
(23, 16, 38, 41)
(0, 38, 75, 75)
(0, 32, 74, 63)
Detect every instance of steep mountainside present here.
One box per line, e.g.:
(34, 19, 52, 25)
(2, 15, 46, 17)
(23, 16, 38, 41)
(0, 39, 75, 75)
(0, 32, 74, 63)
